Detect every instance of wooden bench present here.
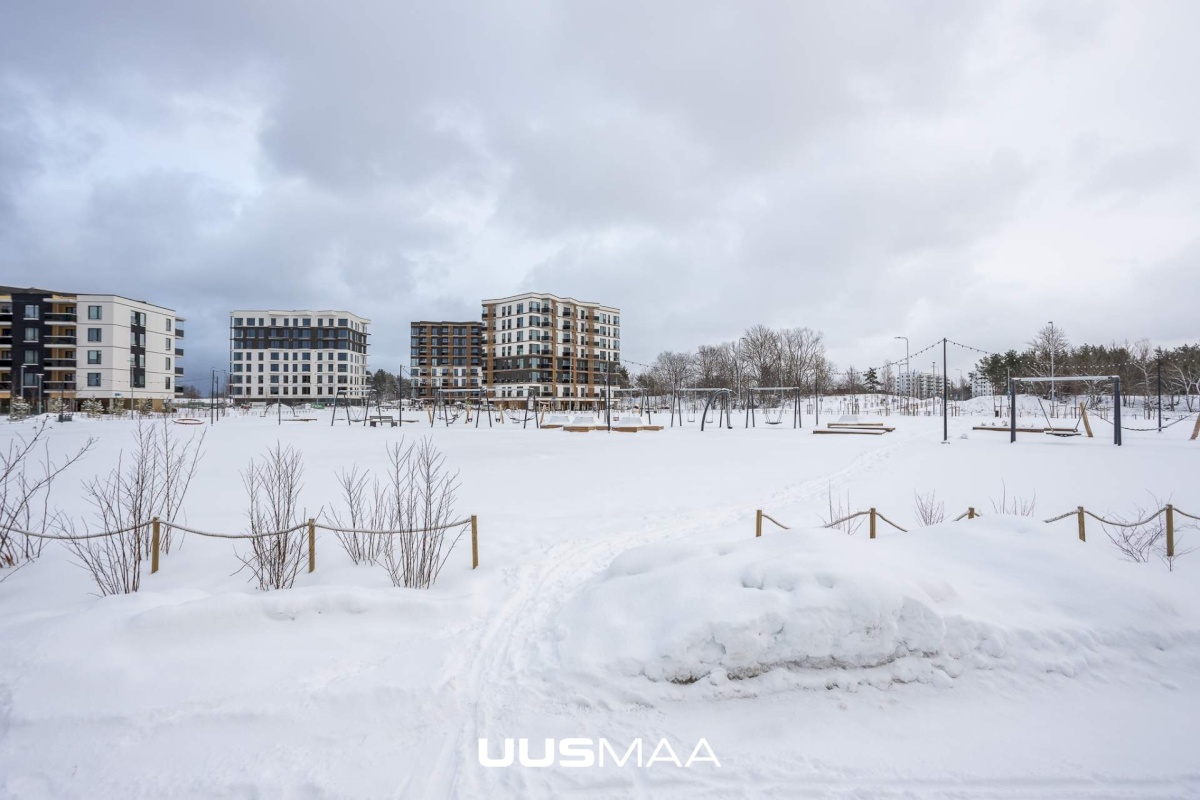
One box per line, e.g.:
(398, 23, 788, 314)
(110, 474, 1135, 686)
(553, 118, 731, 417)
(368, 416, 397, 428)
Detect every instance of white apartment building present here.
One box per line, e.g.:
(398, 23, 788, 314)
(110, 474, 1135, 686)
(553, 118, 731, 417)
(970, 372, 996, 398)
(894, 370, 941, 398)
(228, 310, 370, 401)
(1, 286, 184, 411)
(482, 293, 620, 402)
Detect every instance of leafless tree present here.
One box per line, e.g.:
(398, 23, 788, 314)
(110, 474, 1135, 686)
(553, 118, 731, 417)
(913, 491, 946, 526)
(654, 350, 697, 392)
(238, 443, 308, 591)
(69, 420, 205, 595)
(1, 419, 94, 570)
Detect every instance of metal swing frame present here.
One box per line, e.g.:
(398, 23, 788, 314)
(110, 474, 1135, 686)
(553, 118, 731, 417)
(1009, 376, 1121, 446)
(745, 386, 802, 429)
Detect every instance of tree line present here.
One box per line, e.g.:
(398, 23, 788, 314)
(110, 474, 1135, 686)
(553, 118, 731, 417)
(634, 325, 837, 396)
(974, 324, 1200, 411)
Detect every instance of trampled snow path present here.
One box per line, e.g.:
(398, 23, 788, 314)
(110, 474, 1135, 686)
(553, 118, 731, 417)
(419, 426, 930, 798)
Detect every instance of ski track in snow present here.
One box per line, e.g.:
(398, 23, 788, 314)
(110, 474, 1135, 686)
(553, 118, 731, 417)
(420, 428, 926, 798)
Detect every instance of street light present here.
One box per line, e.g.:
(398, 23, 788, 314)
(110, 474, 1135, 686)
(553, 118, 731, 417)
(1048, 321, 1055, 405)
(893, 336, 909, 411)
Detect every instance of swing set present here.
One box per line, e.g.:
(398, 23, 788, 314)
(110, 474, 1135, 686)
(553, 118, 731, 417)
(745, 386, 802, 429)
(1008, 376, 1120, 445)
(669, 388, 733, 431)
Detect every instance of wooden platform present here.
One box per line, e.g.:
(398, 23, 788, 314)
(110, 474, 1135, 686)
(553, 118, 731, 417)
(813, 428, 889, 435)
(973, 426, 1052, 434)
(828, 422, 886, 428)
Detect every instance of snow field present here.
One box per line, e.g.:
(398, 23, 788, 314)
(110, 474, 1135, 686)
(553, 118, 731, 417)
(1, 409, 1199, 798)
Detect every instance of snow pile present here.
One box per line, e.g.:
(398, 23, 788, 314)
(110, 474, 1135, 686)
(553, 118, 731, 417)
(560, 518, 1200, 693)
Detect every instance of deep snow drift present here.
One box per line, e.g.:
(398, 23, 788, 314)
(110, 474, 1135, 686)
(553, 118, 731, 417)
(563, 519, 1200, 694)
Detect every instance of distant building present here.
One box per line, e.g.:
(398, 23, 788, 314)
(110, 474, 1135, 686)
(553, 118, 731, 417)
(971, 372, 996, 398)
(894, 371, 941, 398)
(481, 293, 621, 402)
(409, 321, 485, 400)
(228, 310, 370, 401)
(1, 286, 184, 412)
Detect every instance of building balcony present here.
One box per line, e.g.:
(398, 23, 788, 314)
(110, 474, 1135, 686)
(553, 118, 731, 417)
(175, 367, 184, 376)
(175, 348, 184, 357)
(44, 358, 76, 367)
(175, 327, 185, 338)
(44, 334, 77, 344)
(45, 312, 77, 323)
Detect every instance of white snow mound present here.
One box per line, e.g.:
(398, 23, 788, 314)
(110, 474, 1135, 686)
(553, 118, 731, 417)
(560, 518, 1200, 691)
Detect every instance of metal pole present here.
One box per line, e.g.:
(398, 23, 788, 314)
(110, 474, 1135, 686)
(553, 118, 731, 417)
(1009, 378, 1016, 443)
(1049, 321, 1055, 405)
(942, 339, 948, 443)
(1157, 358, 1162, 433)
(1113, 376, 1122, 446)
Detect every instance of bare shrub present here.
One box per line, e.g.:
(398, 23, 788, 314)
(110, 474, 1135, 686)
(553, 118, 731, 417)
(1104, 496, 1197, 570)
(329, 465, 389, 564)
(913, 491, 945, 527)
(820, 482, 863, 536)
(1, 419, 94, 570)
(70, 419, 205, 595)
(329, 439, 465, 587)
(990, 483, 1037, 516)
(238, 443, 308, 591)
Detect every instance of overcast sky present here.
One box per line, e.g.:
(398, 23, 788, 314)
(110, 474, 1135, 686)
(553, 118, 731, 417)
(2, 1, 1197, 385)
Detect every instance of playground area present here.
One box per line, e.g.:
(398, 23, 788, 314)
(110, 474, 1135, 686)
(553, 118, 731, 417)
(2, 399, 1198, 798)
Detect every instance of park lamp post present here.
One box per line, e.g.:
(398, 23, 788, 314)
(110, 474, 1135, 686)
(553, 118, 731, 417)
(893, 336, 909, 409)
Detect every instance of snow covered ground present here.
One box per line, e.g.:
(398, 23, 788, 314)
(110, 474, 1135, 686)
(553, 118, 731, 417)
(2, 406, 1199, 798)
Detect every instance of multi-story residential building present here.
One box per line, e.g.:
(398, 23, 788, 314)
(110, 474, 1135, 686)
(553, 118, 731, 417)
(970, 372, 995, 398)
(1, 286, 184, 412)
(481, 293, 620, 402)
(228, 310, 370, 402)
(409, 321, 484, 400)
(895, 370, 942, 399)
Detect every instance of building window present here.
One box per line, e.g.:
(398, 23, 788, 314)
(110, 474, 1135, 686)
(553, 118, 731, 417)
(24, 328, 38, 342)
(87, 328, 102, 342)
(23, 373, 40, 387)
(24, 304, 39, 319)
(23, 350, 39, 365)
(165, 377, 171, 390)
(87, 305, 102, 320)
(87, 373, 101, 387)
(167, 319, 172, 331)
(87, 350, 101, 365)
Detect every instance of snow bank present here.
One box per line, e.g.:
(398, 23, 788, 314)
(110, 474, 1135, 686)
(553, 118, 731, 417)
(560, 518, 1200, 694)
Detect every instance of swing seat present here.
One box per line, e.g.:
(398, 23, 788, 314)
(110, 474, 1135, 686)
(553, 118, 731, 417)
(1044, 429, 1081, 437)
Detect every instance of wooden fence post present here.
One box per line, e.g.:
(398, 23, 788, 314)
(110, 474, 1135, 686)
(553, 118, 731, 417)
(967, 507, 975, 520)
(869, 508, 876, 539)
(1166, 505, 1175, 558)
(756, 509, 763, 538)
(471, 515, 479, 569)
(151, 517, 160, 574)
(307, 518, 316, 573)
(1192, 414, 1200, 441)
(1076, 506, 1086, 542)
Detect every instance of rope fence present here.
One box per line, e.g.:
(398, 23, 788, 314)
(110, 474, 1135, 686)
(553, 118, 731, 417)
(754, 502, 1195, 556)
(1, 515, 481, 576)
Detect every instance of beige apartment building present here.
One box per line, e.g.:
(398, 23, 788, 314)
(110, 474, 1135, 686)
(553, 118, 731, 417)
(481, 293, 620, 403)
